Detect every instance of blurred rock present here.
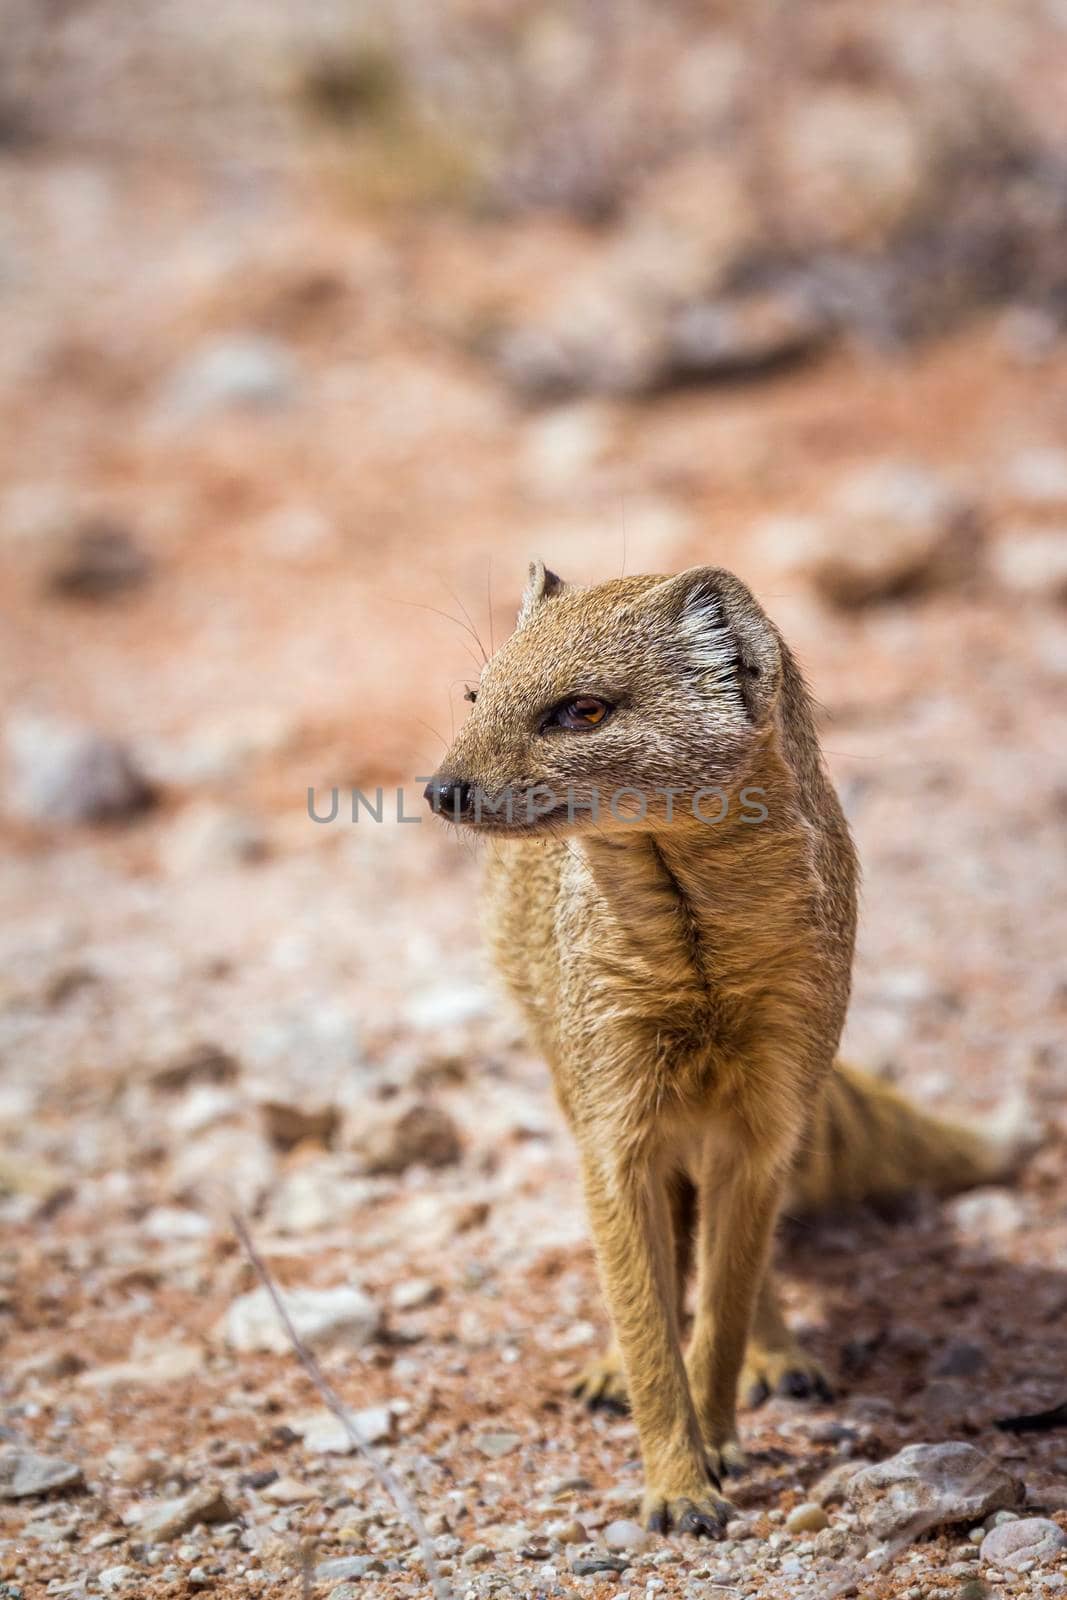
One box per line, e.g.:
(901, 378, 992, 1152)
(98, 1566, 138, 1593)
(808, 462, 982, 608)
(845, 1442, 1024, 1539)
(258, 1097, 339, 1152)
(496, 278, 826, 400)
(79, 1344, 203, 1389)
(518, 403, 612, 499)
(388, 1190, 490, 1249)
(932, 1340, 987, 1379)
(546, 1517, 588, 1545)
(778, 90, 930, 251)
(292, 1403, 395, 1455)
(216, 1282, 379, 1354)
(353, 1102, 463, 1176)
(172, 1085, 243, 1136)
(11, 1348, 86, 1387)
(392, 1278, 441, 1311)
(404, 983, 491, 1031)
(785, 1502, 829, 1534)
(257, 504, 341, 565)
(151, 1043, 240, 1094)
(170, 1123, 274, 1212)
(980, 1516, 1067, 1569)
(1003, 448, 1067, 507)
(247, 1004, 362, 1084)
(105, 1447, 165, 1489)
(262, 1475, 315, 1504)
(569, 1548, 628, 1576)
(989, 527, 1067, 602)
(494, 301, 663, 401)
(475, 1431, 521, 1459)
(266, 1162, 370, 1234)
(141, 1206, 214, 1241)
(603, 1519, 647, 1551)
(666, 292, 829, 383)
(625, 150, 759, 300)
(5, 714, 155, 825)
(42, 518, 152, 601)
(131, 1483, 233, 1542)
(161, 803, 269, 874)
(949, 1188, 1025, 1237)
(139, 709, 298, 788)
(812, 1465, 863, 1510)
(0, 1150, 69, 1203)
(0, 1449, 84, 1499)
(158, 335, 298, 422)
(998, 307, 1063, 365)
(317, 1558, 380, 1582)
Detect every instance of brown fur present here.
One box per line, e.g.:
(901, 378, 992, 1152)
(426, 561, 1018, 1536)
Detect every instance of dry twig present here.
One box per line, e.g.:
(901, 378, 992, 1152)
(231, 1209, 452, 1600)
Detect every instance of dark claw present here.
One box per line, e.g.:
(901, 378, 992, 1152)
(647, 1507, 668, 1534)
(586, 1393, 629, 1416)
(778, 1368, 815, 1399)
(813, 1374, 834, 1403)
(746, 1379, 771, 1408)
(678, 1506, 725, 1538)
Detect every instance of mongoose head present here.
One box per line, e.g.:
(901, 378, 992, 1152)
(425, 561, 784, 836)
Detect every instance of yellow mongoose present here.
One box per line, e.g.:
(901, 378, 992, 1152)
(425, 561, 1018, 1536)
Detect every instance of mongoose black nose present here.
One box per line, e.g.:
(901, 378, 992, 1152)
(424, 776, 473, 818)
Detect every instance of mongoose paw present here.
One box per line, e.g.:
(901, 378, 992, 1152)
(742, 1347, 833, 1409)
(643, 1489, 733, 1538)
(705, 1437, 749, 1479)
(571, 1352, 630, 1414)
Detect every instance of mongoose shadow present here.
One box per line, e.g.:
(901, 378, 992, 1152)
(775, 1198, 1067, 1440)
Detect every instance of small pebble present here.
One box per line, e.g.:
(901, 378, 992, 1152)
(569, 1549, 629, 1576)
(603, 1520, 647, 1552)
(98, 1569, 138, 1594)
(475, 1431, 522, 1459)
(262, 1476, 316, 1505)
(981, 1516, 1067, 1570)
(546, 1518, 588, 1545)
(786, 1502, 829, 1534)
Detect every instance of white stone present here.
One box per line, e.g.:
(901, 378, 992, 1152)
(5, 714, 152, 824)
(159, 335, 297, 422)
(980, 1516, 1067, 1570)
(846, 1442, 1024, 1540)
(216, 1283, 379, 1354)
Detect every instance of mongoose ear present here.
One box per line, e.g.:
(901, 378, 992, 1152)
(517, 557, 566, 627)
(649, 566, 780, 721)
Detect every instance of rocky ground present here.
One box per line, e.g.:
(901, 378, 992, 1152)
(2, 4, 1067, 1598)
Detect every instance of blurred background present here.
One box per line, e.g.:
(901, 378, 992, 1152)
(1, 3, 1066, 1595)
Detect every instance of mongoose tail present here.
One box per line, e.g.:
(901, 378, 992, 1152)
(789, 1061, 1033, 1215)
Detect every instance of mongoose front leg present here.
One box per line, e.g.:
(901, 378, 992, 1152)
(574, 1172, 696, 1415)
(579, 1147, 732, 1536)
(686, 1145, 787, 1479)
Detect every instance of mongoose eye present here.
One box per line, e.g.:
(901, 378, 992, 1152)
(463, 685, 478, 703)
(546, 695, 613, 731)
